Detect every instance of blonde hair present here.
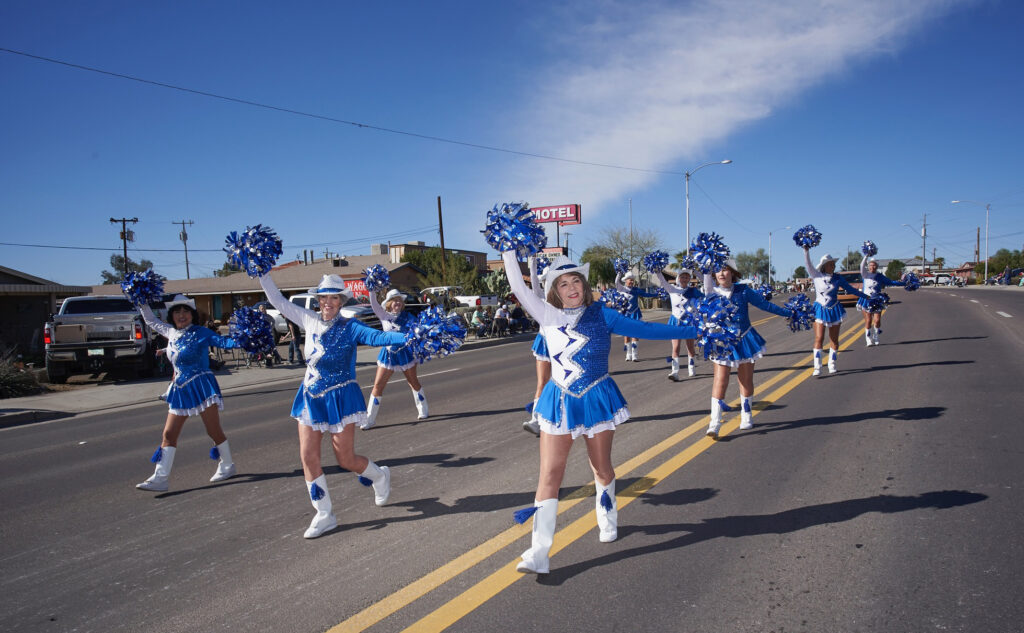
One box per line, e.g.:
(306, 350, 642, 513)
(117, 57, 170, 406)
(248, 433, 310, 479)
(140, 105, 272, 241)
(384, 296, 405, 312)
(546, 272, 594, 309)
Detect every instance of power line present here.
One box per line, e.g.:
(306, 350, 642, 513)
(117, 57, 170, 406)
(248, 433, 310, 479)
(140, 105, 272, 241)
(1, 46, 685, 176)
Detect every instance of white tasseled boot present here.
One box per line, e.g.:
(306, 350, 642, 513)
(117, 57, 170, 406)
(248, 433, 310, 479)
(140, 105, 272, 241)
(630, 342, 638, 361)
(865, 329, 873, 346)
(363, 395, 381, 429)
(828, 349, 838, 374)
(413, 388, 428, 420)
(522, 399, 541, 436)
(687, 355, 695, 377)
(624, 343, 630, 362)
(872, 327, 881, 346)
(137, 446, 175, 491)
(739, 395, 753, 430)
(812, 349, 823, 376)
(359, 460, 391, 506)
(304, 474, 337, 539)
(595, 480, 618, 543)
(209, 440, 237, 482)
(668, 357, 680, 381)
(517, 498, 558, 574)
(706, 398, 725, 438)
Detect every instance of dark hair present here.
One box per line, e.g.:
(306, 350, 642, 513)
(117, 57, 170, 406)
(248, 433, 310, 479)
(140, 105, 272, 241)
(168, 304, 200, 327)
(545, 272, 594, 309)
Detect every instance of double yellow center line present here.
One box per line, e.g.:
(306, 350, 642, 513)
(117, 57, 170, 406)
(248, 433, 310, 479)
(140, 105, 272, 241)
(332, 321, 865, 633)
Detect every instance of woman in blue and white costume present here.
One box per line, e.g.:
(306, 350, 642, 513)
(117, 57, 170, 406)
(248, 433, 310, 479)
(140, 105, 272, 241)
(136, 295, 241, 492)
(615, 270, 660, 361)
(522, 255, 551, 437)
(364, 289, 427, 428)
(702, 260, 794, 438)
(259, 272, 407, 539)
(803, 247, 870, 375)
(505, 251, 697, 574)
(858, 256, 904, 346)
(653, 267, 704, 380)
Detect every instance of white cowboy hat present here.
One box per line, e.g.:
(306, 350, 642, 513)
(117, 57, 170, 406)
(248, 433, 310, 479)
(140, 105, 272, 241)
(723, 258, 740, 273)
(818, 253, 838, 268)
(543, 255, 591, 294)
(164, 294, 196, 311)
(383, 289, 405, 303)
(675, 268, 694, 278)
(308, 274, 353, 298)
(622, 271, 635, 280)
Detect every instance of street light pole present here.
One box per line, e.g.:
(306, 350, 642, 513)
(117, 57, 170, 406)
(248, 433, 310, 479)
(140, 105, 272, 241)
(952, 200, 990, 282)
(768, 226, 790, 286)
(684, 159, 732, 254)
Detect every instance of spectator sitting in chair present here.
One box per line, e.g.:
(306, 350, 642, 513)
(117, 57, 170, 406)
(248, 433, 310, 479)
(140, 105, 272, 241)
(492, 304, 511, 336)
(509, 302, 529, 333)
(471, 307, 489, 338)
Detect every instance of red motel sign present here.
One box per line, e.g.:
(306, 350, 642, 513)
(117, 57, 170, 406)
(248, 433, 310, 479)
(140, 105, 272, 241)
(532, 204, 582, 226)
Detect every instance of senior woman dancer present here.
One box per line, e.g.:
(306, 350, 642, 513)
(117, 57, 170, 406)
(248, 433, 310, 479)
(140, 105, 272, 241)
(803, 247, 870, 375)
(135, 295, 241, 491)
(653, 267, 704, 380)
(504, 251, 699, 574)
(259, 273, 408, 538)
(615, 270, 660, 361)
(364, 288, 428, 427)
(857, 255, 905, 346)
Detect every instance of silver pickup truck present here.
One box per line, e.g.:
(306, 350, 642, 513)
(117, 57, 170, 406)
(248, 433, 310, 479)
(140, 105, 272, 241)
(43, 295, 158, 383)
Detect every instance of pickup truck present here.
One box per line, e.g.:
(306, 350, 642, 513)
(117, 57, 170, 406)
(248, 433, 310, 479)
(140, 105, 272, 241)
(43, 295, 159, 383)
(258, 293, 381, 336)
(421, 286, 499, 308)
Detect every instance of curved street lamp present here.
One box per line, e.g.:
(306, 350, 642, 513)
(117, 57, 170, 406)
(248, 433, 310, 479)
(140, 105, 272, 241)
(951, 200, 990, 282)
(684, 159, 732, 254)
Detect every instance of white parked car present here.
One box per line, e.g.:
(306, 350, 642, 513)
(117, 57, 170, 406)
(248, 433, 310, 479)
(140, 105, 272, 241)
(261, 293, 380, 336)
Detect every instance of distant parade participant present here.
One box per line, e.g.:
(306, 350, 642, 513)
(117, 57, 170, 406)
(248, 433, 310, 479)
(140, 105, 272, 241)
(615, 269, 660, 361)
(259, 272, 407, 538)
(522, 255, 551, 437)
(653, 267, 704, 380)
(364, 288, 428, 427)
(857, 245, 905, 346)
(701, 260, 795, 437)
(135, 294, 242, 491)
(802, 246, 870, 375)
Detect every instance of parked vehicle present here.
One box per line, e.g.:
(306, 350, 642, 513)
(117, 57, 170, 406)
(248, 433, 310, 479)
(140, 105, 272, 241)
(269, 293, 381, 334)
(836, 271, 864, 306)
(43, 295, 158, 383)
(932, 273, 952, 286)
(421, 285, 499, 308)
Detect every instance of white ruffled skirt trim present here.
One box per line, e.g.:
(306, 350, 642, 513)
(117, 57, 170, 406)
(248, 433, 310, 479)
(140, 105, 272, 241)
(168, 394, 223, 416)
(293, 409, 367, 433)
(537, 408, 627, 439)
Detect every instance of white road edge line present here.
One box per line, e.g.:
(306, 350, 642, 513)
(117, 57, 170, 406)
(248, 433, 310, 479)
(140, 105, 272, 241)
(996, 311, 1012, 318)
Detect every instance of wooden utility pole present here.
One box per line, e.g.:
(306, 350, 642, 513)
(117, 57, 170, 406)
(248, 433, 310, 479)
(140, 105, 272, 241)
(109, 217, 139, 277)
(437, 196, 447, 283)
(173, 219, 195, 279)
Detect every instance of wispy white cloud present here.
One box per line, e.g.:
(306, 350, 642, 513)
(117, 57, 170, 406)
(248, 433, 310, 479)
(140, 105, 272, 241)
(500, 0, 965, 216)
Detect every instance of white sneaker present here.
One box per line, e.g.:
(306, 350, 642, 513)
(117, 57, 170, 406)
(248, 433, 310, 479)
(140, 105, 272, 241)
(210, 462, 237, 482)
(812, 367, 821, 377)
(706, 419, 722, 438)
(303, 512, 338, 539)
(136, 476, 168, 492)
(828, 363, 837, 374)
(373, 466, 391, 506)
(522, 418, 540, 436)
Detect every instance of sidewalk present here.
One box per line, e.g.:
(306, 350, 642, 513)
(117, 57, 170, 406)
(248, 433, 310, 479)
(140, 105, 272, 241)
(0, 327, 545, 429)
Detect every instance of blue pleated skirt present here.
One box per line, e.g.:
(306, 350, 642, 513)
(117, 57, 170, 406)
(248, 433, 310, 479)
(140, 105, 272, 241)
(290, 381, 367, 432)
(161, 372, 223, 416)
(531, 334, 549, 361)
(856, 297, 886, 314)
(713, 328, 767, 367)
(666, 314, 694, 336)
(534, 376, 630, 438)
(814, 302, 846, 325)
(377, 345, 416, 371)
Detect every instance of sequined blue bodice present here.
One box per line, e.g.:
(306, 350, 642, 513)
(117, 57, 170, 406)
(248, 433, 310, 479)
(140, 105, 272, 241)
(167, 326, 235, 387)
(862, 272, 895, 295)
(304, 318, 359, 397)
(543, 303, 610, 396)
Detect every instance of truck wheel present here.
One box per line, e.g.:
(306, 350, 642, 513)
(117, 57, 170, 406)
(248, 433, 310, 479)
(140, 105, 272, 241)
(45, 364, 68, 384)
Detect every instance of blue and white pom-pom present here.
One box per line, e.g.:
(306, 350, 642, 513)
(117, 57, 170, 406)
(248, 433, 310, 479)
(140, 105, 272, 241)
(694, 294, 742, 361)
(783, 293, 815, 332)
(867, 293, 890, 313)
(404, 306, 466, 364)
(677, 254, 699, 273)
(600, 289, 632, 314)
(482, 202, 547, 260)
(363, 264, 390, 292)
(535, 253, 552, 278)
(793, 225, 823, 249)
(642, 250, 670, 274)
(228, 306, 276, 353)
(861, 240, 878, 257)
(224, 224, 283, 277)
(688, 232, 731, 274)
(121, 269, 165, 307)
(755, 284, 773, 302)
(613, 257, 630, 275)
(651, 286, 670, 301)
(902, 271, 920, 291)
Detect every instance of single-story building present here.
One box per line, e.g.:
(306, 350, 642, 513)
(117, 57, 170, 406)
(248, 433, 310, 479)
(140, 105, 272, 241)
(0, 265, 92, 355)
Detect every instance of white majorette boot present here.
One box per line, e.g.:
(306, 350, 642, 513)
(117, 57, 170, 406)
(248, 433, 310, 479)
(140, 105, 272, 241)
(630, 342, 638, 361)
(515, 498, 558, 574)
(739, 395, 753, 430)
(209, 440, 237, 482)
(668, 357, 680, 381)
(304, 474, 337, 539)
(687, 355, 696, 377)
(706, 398, 730, 438)
(357, 460, 391, 506)
(872, 327, 881, 346)
(624, 343, 630, 362)
(523, 399, 541, 436)
(413, 388, 428, 420)
(595, 479, 618, 543)
(812, 349, 823, 377)
(828, 349, 838, 374)
(363, 395, 381, 429)
(137, 445, 175, 491)
(865, 329, 873, 346)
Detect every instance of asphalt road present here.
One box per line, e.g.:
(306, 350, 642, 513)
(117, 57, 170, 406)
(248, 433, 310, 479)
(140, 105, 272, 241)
(1, 288, 1021, 633)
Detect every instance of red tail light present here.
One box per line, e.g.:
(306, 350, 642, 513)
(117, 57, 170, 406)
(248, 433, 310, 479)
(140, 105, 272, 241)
(44, 324, 52, 345)
(134, 322, 144, 340)
(475, 298, 481, 306)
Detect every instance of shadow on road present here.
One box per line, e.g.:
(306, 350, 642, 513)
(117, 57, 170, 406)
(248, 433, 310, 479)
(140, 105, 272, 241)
(536, 489, 987, 585)
(717, 405, 946, 441)
(891, 335, 987, 346)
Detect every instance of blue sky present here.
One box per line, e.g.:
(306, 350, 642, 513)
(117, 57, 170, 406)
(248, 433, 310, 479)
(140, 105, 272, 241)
(2, 0, 1022, 286)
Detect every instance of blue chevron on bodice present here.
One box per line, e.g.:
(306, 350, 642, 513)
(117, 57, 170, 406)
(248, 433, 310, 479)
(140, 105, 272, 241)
(543, 303, 609, 395)
(304, 318, 358, 396)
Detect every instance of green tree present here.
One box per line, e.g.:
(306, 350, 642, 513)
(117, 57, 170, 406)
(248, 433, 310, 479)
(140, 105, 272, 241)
(212, 261, 242, 278)
(579, 245, 616, 288)
(933, 256, 946, 269)
(100, 254, 155, 285)
(734, 248, 770, 280)
(885, 259, 905, 279)
(976, 248, 1023, 279)
(841, 250, 863, 271)
(794, 265, 808, 279)
(401, 247, 482, 292)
